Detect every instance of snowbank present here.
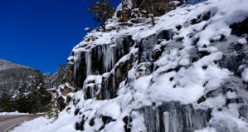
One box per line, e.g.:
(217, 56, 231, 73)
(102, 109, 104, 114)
(10, 117, 53, 132)
(0, 111, 29, 116)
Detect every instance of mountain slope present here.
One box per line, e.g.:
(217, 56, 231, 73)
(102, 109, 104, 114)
(12, 0, 248, 132)
(0, 59, 27, 71)
(0, 59, 35, 94)
(0, 59, 53, 113)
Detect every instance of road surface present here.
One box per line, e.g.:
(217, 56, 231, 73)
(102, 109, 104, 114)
(0, 114, 42, 132)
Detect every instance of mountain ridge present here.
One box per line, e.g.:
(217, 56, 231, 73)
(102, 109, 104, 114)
(0, 59, 37, 95)
(0, 59, 32, 71)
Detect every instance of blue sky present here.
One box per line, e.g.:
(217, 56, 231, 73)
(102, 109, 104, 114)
(0, 0, 120, 73)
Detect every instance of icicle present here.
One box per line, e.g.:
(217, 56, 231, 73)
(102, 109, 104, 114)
(112, 73, 116, 98)
(102, 75, 111, 99)
(106, 79, 111, 99)
(103, 45, 115, 72)
(117, 38, 125, 57)
(155, 109, 160, 132)
(85, 51, 92, 75)
(163, 112, 170, 132)
(185, 105, 193, 128)
(104, 79, 108, 99)
(73, 52, 81, 80)
(170, 109, 178, 132)
(91, 86, 94, 98)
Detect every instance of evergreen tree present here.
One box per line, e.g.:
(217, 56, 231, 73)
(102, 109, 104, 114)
(89, 0, 115, 31)
(52, 64, 67, 87)
(0, 68, 52, 113)
(15, 92, 29, 112)
(31, 71, 52, 112)
(43, 73, 53, 89)
(14, 70, 52, 113)
(0, 89, 12, 112)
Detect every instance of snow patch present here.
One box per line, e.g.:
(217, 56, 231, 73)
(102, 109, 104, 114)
(0, 111, 29, 116)
(241, 68, 248, 82)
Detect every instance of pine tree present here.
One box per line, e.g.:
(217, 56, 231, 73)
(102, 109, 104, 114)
(31, 71, 52, 112)
(15, 70, 52, 113)
(52, 64, 67, 87)
(89, 0, 115, 31)
(0, 89, 12, 112)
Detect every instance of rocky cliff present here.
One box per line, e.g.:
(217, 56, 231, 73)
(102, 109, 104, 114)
(30, 0, 248, 131)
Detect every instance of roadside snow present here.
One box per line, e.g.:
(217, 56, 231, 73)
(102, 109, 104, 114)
(10, 117, 53, 132)
(11, 111, 81, 132)
(0, 111, 29, 116)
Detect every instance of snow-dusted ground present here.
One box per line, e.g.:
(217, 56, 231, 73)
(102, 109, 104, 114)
(11, 111, 80, 132)
(12, 0, 248, 131)
(10, 117, 53, 132)
(0, 111, 29, 116)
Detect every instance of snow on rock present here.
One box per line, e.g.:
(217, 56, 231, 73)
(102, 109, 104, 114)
(13, 0, 248, 131)
(210, 109, 248, 132)
(98, 101, 121, 119)
(194, 94, 226, 109)
(238, 38, 247, 44)
(194, 127, 217, 132)
(130, 111, 147, 132)
(241, 68, 248, 82)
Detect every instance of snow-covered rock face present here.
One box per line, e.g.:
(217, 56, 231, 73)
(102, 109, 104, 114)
(64, 0, 248, 131)
(63, 0, 248, 130)
(15, 0, 248, 131)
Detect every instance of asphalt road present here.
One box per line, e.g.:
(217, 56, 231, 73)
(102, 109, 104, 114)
(0, 114, 42, 132)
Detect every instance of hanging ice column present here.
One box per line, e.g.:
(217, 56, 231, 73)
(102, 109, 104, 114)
(163, 112, 170, 132)
(139, 102, 211, 132)
(85, 50, 92, 76)
(70, 35, 135, 99)
(102, 45, 115, 72)
(73, 51, 81, 80)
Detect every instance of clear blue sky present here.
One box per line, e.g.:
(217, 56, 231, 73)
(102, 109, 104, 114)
(0, 0, 120, 73)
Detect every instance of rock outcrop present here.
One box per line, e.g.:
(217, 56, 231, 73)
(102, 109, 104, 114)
(52, 0, 248, 131)
(117, 0, 184, 22)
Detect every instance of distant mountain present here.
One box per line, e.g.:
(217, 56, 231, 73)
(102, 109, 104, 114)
(0, 59, 53, 113)
(0, 59, 31, 70)
(0, 59, 36, 95)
